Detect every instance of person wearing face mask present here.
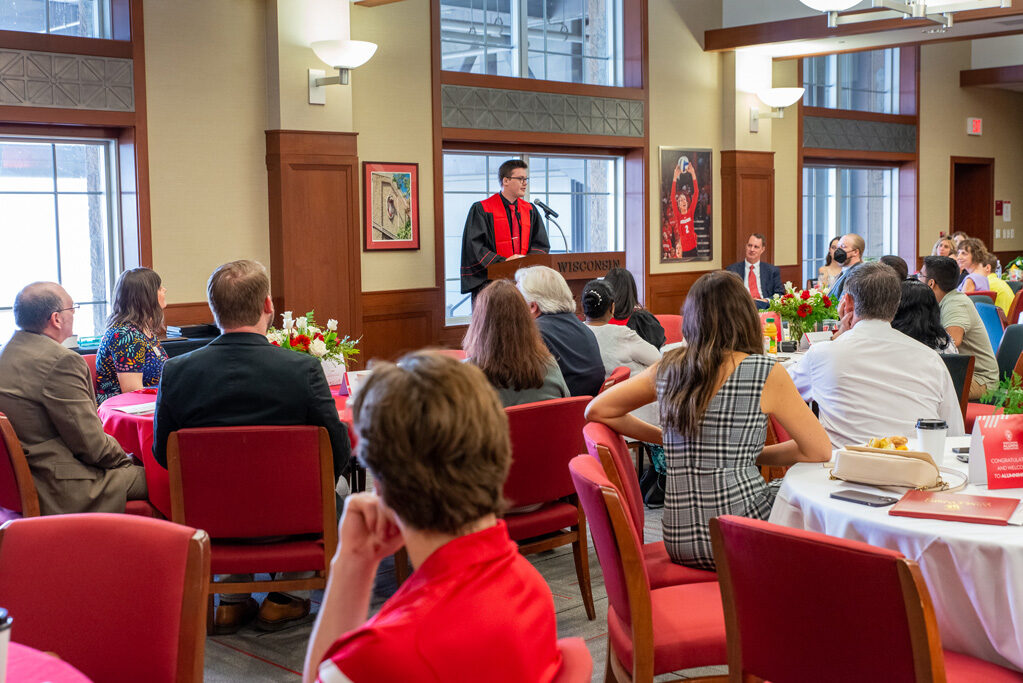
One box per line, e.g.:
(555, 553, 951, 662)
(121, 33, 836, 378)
(824, 233, 864, 301)
(725, 233, 785, 309)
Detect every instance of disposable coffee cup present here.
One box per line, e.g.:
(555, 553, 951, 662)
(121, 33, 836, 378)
(916, 419, 949, 466)
(0, 607, 11, 683)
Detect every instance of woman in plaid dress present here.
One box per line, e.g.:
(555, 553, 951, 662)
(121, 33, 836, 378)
(586, 271, 831, 569)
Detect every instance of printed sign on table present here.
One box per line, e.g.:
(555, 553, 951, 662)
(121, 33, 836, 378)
(970, 414, 1023, 490)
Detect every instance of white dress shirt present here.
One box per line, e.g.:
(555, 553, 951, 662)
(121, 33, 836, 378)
(744, 260, 762, 298)
(787, 319, 964, 449)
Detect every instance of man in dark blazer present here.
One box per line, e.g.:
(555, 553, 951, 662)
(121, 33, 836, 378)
(0, 282, 147, 515)
(725, 233, 786, 309)
(152, 259, 350, 635)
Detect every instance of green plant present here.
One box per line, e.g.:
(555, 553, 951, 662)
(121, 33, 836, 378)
(980, 373, 1023, 414)
(766, 284, 838, 342)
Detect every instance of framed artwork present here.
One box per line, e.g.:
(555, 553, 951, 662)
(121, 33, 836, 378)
(658, 147, 712, 263)
(363, 161, 419, 251)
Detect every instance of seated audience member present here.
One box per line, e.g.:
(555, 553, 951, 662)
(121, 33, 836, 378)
(152, 259, 351, 634)
(789, 262, 965, 448)
(0, 282, 146, 515)
(932, 237, 956, 257)
(956, 238, 990, 293)
(981, 253, 1014, 316)
(818, 236, 842, 290)
(919, 256, 999, 399)
(951, 231, 968, 248)
(586, 271, 831, 570)
(826, 232, 865, 300)
(603, 267, 666, 348)
(303, 352, 563, 683)
(725, 233, 786, 309)
(879, 254, 910, 281)
(892, 280, 955, 352)
(462, 279, 569, 407)
(95, 267, 169, 403)
(515, 266, 604, 397)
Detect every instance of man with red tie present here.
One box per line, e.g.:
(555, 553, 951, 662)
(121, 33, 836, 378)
(725, 233, 786, 310)
(459, 159, 550, 309)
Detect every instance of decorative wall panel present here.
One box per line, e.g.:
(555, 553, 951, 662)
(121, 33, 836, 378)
(803, 116, 915, 154)
(0, 49, 134, 111)
(441, 84, 643, 137)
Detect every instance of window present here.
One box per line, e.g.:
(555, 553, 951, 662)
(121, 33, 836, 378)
(0, 0, 111, 38)
(443, 151, 624, 325)
(802, 165, 898, 286)
(0, 138, 120, 343)
(439, 0, 624, 86)
(803, 48, 900, 114)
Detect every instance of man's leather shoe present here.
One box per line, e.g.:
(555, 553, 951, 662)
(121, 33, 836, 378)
(213, 597, 258, 635)
(255, 597, 311, 632)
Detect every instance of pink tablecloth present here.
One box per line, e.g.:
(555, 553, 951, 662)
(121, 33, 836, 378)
(98, 389, 352, 518)
(7, 642, 93, 682)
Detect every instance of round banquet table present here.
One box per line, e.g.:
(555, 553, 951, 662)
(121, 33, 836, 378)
(770, 436, 1023, 671)
(7, 642, 93, 682)
(97, 388, 351, 518)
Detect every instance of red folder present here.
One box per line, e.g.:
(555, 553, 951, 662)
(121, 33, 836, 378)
(889, 490, 1020, 526)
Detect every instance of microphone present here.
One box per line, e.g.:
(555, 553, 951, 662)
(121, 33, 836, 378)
(534, 199, 558, 218)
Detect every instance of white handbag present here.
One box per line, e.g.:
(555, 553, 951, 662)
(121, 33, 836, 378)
(830, 445, 965, 492)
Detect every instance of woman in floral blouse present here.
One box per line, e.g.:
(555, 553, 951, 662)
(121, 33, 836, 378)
(95, 268, 168, 403)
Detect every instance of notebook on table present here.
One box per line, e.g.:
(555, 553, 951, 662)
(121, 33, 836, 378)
(889, 490, 1021, 526)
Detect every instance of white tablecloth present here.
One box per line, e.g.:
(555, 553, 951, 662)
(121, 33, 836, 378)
(770, 436, 1023, 671)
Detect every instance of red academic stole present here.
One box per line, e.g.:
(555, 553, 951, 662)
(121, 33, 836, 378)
(481, 193, 532, 258)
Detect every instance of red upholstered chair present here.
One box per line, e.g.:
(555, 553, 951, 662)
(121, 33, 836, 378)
(0, 513, 210, 683)
(81, 353, 99, 396)
(503, 397, 595, 620)
(1008, 289, 1023, 326)
(655, 314, 683, 344)
(569, 456, 726, 683)
(167, 426, 337, 623)
(965, 351, 1023, 431)
(552, 638, 594, 683)
(967, 291, 999, 307)
(582, 422, 715, 590)
(710, 515, 1023, 683)
(600, 366, 631, 394)
(0, 413, 40, 518)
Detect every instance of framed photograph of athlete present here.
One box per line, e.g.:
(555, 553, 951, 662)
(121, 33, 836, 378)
(658, 148, 712, 263)
(363, 161, 420, 251)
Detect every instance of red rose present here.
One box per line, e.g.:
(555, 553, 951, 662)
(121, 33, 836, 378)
(800, 290, 811, 300)
(783, 293, 795, 300)
(270, 340, 280, 346)
(797, 304, 812, 318)
(314, 332, 324, 341)
(822, 296, 832, 308)
(292, 334, 311, 351)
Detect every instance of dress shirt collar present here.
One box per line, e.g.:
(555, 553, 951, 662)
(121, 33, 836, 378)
(499, 193, 518, 210)
(209, 332, 271, 346)
(846, 318, 893, 338)
(412, 520, 513, 583)
(744, 260, 760, 270)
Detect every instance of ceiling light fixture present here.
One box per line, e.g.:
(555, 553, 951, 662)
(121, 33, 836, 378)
(750, 87, 805, 133)
(800, 0, 1012, 29)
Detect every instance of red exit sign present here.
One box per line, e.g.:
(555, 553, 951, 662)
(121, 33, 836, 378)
(967, 117, 983, 135)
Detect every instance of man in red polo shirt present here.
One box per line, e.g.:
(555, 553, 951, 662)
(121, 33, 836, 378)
(303, 352, 564, 683)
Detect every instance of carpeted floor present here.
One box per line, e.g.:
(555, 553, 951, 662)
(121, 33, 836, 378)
(202, 505, 727, 682)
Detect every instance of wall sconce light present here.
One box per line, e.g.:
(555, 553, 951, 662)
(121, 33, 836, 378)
(749, 87, 805, 133)
(308, 39, 378, 104)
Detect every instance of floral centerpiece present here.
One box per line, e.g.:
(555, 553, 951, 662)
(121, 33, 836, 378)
(267, 310, 359, 384)
(767, 283, 838, 343)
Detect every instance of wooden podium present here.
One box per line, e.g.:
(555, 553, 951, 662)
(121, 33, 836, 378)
(487, 251, 626, 302)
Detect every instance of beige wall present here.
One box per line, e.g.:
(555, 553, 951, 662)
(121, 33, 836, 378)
(648, 0, 724, 274)
(144, 0, 270, 303)
(771, 58, 799, 267)
(351, 2, 436, 292)
(919, 41, 1023, 256)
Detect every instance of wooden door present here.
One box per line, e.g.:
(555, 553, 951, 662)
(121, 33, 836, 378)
(950, 156, 994, 247)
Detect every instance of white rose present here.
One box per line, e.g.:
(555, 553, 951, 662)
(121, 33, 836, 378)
(326, 318, 338, 331)
(309, 338, 328, 357)
(296, 316, 307, 330)
(266, 330, 282, 344)
(307, 325, 321, 337)
(282, 311, 294, 330)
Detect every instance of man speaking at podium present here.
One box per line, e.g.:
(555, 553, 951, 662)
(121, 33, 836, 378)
(460, 159, 550, 307)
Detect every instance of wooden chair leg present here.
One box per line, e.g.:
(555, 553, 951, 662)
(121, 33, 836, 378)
(572, 504, 595, 621)
(205, 591, 215, 635)
(604, 648, 618, 683)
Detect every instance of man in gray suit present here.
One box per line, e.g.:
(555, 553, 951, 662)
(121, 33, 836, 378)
(0, 282, 146, 515)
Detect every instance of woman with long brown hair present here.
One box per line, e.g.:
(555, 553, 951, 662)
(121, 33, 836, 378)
(463, 279, 569, 407)
(586, 271, 830, 569)
(95, 267, 168, 403)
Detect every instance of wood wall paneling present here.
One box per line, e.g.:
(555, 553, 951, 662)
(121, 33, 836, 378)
(163, 302, 214, 327)
(266, 131, 363, 345)
(720, 151, 776, 267)
(359, 288, 448, 367)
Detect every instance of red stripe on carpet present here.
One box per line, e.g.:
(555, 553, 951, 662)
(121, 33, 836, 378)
(210, 638, 303, 676)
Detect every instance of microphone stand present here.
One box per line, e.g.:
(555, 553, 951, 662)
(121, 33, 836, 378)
(541, 209, 570, 253)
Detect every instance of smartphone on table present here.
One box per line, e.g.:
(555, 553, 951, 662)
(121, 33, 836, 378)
(829, 490, 899, 507)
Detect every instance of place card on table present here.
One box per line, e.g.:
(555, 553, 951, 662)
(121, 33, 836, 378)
(969, 414, 1023, 490)
(108, 402, 157, 415)
(889, 490, 1021, 526)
